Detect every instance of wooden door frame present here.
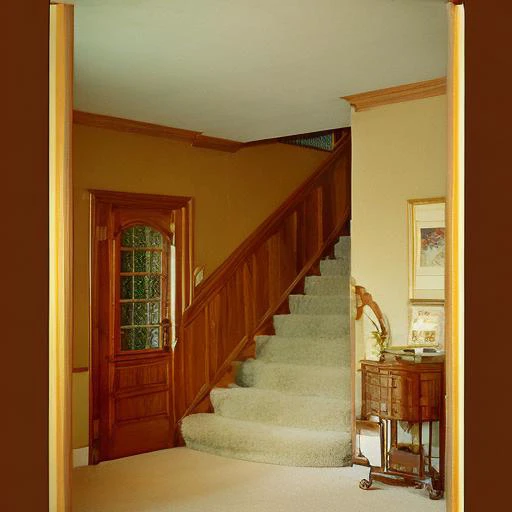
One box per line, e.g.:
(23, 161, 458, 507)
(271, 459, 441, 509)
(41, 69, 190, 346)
(446, 3, 464, 510)
(88, 189, 193, 463)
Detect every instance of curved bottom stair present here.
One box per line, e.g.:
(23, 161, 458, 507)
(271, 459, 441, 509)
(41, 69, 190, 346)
(181, 237, 352, 467)
(184, 414, 352, 467)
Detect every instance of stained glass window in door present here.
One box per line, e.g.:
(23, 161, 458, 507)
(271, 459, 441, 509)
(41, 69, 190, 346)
(119, 225, 164, 350)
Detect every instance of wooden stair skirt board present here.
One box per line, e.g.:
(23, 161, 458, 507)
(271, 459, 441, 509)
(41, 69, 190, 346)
(174, 130, 352, 464)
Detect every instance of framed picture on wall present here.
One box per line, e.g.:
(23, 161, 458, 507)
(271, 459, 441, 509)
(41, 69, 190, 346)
(408, 198, 446, 300)
(408, 301, 445, 349)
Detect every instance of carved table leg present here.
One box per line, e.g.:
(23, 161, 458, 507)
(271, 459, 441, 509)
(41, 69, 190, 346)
(427, 485, 444, 500)
(426, 474, 444, 500)
(359, 467, 373, 490)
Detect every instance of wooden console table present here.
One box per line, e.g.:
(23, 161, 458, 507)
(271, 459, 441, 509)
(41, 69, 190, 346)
(358, 356, 445, 500)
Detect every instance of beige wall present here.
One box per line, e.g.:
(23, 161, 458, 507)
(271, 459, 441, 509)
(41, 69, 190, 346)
(72, 124, 326, 448)
(351, 95, 447, 349)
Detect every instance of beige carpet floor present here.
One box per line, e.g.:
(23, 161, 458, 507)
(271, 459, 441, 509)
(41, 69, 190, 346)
(73, 447, 445, 512)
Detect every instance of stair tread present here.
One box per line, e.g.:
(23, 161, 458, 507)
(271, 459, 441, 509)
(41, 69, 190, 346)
(211, 385, 350, 404)
(304, 275, 348, 296)
(210, 387, 351, 431)
(239, 358, 351, 372)
(288, 294, 350, 315)
(255, 334, 349, 366)
(184, 412, 350, 438)
(273, 313, 349, 338)
(236, 359, 350, 398)
(289, 293, 348, 298)
(274, 313, 345, 319)
(255, 334, 347, 342)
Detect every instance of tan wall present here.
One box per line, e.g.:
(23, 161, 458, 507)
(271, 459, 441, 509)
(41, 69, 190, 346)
(72, 124, 326, 448)
(351, 95, 447, 350)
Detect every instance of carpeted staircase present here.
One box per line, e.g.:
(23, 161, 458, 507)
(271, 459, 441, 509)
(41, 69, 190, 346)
(181, 237, 352, 467)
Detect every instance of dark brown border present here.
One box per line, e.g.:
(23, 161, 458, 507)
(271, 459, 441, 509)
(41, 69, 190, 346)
(4, 1, 49, 510)
(6, 1, 512, 510)
(464, 1, 512, 511)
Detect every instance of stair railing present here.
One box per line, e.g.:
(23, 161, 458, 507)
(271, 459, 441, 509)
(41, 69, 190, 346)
(173, 130, 352, 435)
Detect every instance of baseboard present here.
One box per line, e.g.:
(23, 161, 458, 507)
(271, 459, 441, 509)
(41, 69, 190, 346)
(73, 447, 89, 467)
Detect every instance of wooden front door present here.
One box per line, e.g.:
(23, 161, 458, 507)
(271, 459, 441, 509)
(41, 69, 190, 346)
(90, 191, 192, 463)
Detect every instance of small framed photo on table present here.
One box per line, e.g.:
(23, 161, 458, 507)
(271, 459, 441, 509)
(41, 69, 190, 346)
(408, 301, 445, 349)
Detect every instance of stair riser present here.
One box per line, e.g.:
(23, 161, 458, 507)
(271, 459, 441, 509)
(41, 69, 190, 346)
(288, 295, 349, 315)
(185, 440, 352, 468)
(273, 315, 349, 338)
(320, 259, 350, 276)
(184, 440, 352, 468)
(335, 237, 350, 259)
(304, 276, 348, 296)
(182, 414, 352, 467)
(255, 335, 350, 366)
(236, 360, 351, 399)
(211, 389, 351, 431)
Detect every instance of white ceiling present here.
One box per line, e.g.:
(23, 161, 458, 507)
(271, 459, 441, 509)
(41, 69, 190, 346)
(67, 0, 448, 142)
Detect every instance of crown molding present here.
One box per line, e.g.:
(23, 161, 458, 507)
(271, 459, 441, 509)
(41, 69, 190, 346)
(74, 110, 342, 152)
(342, 77, 447, 112)
(191, 133, 242, 153)
(73, 110, 242, 152)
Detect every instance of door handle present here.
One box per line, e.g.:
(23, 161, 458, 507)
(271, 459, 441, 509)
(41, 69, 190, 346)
(161, 319, 171, 352)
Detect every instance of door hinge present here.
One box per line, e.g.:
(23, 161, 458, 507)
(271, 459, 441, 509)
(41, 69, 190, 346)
(96, 226, 108, 241)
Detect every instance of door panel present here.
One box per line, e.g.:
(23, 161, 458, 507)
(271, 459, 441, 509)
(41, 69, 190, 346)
(90, 191, 192, 463)
(115, 360, 168, 391)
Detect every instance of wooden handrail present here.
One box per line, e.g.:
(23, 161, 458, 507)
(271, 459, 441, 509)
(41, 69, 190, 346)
(184, 130, 351, 321)
(173, 129, 352, 429)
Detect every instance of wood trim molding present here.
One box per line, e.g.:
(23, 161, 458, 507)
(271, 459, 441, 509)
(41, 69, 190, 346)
(191, 133, 242, 153)
(74, 110, 198, 142)
(49, 4, 74, 511)
(342, 77, 447, 112)
(73, 110, 242, 152)
(74, 110, 348, 153)
(89, 189, 192, 209)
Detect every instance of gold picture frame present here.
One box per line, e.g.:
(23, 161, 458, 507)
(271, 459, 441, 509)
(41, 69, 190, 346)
(408, 197, 446, 300)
